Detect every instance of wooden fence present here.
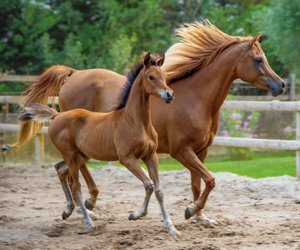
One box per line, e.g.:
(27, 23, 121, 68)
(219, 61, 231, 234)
(0, 74, 300, 178)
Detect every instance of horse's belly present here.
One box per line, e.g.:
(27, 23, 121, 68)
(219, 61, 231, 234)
(78, 142, 119, 162)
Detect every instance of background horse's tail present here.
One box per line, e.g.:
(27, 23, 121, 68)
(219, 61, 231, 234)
(9, 65, 75, 149)
(18, 103, 58, 123)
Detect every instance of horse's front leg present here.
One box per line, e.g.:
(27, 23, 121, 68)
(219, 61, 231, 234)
(143, 153, 180, 236)
(189, 150, 216, 225)
(119, 156, 154, 220)
(172, 148, 215, 220)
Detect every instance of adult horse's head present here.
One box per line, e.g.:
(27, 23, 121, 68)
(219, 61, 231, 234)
(142, 52, 174, 103)
(237, 34, 285, 97)
(162, 20, 285, 98)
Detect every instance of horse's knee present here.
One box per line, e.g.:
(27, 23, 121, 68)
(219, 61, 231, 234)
(90, 188, 99, 197)
(155, 189, 164, 202)
(145, 183, 154, 194)
(206, 178, 215, 190)
(55, 161, 69, 180)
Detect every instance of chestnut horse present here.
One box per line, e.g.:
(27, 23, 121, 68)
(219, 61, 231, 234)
(12, 20, 285, 223)
(18, 53, 179, 235)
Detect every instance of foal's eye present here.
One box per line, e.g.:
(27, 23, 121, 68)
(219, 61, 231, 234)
(255, 58, 263, 65)
(148, 75, 155, 81)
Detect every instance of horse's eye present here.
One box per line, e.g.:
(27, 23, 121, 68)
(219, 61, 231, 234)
(148, 75, 155, 81)
(255, 58, 263, 65)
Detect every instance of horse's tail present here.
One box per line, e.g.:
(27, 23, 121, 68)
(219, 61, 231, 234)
(9, 65, 75, 149)
(18, 103, 58, 123)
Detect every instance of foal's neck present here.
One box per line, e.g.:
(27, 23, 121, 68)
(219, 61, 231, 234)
(123, 75, 151, 129)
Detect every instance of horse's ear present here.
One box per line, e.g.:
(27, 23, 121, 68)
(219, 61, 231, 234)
(258, 34, 267, 43)
(156, 55, 165, 67)
(250, 34, 263, 47)
(143, 52, 151, 67)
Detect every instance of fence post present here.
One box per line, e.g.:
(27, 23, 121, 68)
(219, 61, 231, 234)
(289, 73, 296, 101)
(34, 134, 45, 165)
(296, 111, 300, 179)
(1, 103, 8, 161)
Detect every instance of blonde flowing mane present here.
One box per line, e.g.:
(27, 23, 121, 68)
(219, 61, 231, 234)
(162, 20, 253, 82)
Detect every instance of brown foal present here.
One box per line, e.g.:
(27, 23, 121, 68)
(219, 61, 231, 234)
(18, 53, 180, 235)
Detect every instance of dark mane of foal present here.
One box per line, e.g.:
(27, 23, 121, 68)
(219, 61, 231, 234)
(115, 54, 160, 110)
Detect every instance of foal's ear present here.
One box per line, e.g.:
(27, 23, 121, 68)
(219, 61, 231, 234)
(156, 55, 165, 67)
(143, 52, 151, 67)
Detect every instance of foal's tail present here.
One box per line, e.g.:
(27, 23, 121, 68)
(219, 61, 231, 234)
(7, 65, 75, 149)
(18, 103, 58, 124)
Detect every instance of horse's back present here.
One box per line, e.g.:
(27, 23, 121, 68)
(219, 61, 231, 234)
(59, 68, 126, 113)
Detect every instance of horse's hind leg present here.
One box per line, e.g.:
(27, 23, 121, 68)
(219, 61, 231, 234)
(119, 156, 154, 220)
(55, 161, 75, 219)
(143, 153, 180, 236)
(66, 156, 94, 228)
(80, 164, 99, 210)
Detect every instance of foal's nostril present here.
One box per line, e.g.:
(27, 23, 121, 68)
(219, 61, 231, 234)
(282, 81, 285, 89)
(167, 91, 173, 100)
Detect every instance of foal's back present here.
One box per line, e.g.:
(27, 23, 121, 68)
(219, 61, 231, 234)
(48, 109, 121, 161)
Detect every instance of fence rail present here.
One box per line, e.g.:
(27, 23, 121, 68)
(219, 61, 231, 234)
(0, 73, 299, 178)
(0, 99, 300, 178)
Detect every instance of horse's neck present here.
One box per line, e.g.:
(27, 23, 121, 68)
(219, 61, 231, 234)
(192, 43, 246, 115)
(123, 77, 151, 129)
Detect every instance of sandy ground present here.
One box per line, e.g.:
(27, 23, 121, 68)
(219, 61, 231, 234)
(0, 163, 300, 250)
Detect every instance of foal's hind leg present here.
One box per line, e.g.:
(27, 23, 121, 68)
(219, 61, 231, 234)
(80, 164, 99, 210)
(55, 160, 99, 211)
(143, 153, 180, 236)
(55, 161, 75, 219)
(65, 156, 94, 228)
(119, 156, 154, 220)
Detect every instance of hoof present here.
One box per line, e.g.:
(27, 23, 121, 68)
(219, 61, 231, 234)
(185, 206, 194, 220)
(128, 213, 138, 221)
(169, 226, 181, 236)
(84, 219, 95, 229)
(195, 214, 217, 226)
(62, 210, 72, 220)
(75, 206, 94, 216)
(84, 198, 95, 211)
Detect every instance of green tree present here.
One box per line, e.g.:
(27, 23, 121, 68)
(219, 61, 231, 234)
(259, 0, 300, 76)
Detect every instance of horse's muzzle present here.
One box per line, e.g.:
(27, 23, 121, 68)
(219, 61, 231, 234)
(268, 80, 285, 97)
(164, 90, 175, 103)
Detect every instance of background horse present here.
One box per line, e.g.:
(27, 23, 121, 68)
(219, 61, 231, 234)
(18, 53, 179, 235)
(12, 20, 285, 223)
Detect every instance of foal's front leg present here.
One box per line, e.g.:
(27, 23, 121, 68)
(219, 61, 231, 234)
(143, 153, 180, 236)
(119, 156, 154, 220)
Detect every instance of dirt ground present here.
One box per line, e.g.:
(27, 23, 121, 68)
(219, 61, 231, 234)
(0, 163, 299, 250)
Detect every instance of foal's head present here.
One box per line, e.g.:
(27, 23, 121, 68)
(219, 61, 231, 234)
(142, 52, 174, 103)
(237, 35, 285, 97)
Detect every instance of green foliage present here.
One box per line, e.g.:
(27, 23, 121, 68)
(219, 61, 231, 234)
(258, 0, 300, 76)
(88, 151, 296, 178)
(0, 0, 297, 85)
